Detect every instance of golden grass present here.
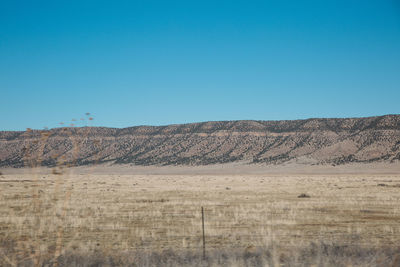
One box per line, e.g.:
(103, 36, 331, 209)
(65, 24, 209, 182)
(1, 170, 400, 266)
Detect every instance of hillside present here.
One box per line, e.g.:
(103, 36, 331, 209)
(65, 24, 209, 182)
(1, 115, 400, 168)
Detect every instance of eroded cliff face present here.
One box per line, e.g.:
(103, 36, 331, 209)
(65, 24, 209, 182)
(1, 115, 400, 167)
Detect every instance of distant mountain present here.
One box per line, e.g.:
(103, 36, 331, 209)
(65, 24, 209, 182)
(1, 115, 400, 168)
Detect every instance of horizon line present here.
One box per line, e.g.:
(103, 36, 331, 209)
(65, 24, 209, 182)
(3, 113, 399, 132)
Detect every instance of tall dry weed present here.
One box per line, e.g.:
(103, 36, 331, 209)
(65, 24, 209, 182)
(0, 114, 96, 266)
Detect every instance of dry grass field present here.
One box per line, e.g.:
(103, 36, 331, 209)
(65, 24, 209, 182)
(1, 166, 400, 266)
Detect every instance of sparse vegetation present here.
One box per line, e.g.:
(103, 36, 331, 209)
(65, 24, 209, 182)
(1, 115, 400, 266)
(1, 238, 400, 266)
(297, 193, 311, 198)
(2, 171, 400, 266)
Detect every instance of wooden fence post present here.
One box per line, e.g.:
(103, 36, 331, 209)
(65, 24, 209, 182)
(201, 206, 206, 260)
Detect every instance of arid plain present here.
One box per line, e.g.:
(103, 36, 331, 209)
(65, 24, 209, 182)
(1, 163, 400, 266)
(1, 115, 400, 266)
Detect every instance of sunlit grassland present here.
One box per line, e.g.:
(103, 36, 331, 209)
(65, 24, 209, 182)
(1, 171, 400, 266)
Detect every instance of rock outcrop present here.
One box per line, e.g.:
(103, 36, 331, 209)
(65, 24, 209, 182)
(1, 115, 400, 167)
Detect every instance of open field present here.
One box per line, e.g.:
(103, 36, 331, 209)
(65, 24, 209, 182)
(1, 165, 400, 266)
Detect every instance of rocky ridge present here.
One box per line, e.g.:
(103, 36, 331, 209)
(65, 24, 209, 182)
(1, 115, 400, 167)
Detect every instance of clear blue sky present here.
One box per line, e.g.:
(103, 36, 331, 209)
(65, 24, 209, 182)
(1, 0, 399, 130)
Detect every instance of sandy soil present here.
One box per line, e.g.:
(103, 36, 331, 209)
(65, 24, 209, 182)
(2, 161, 400, 175)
